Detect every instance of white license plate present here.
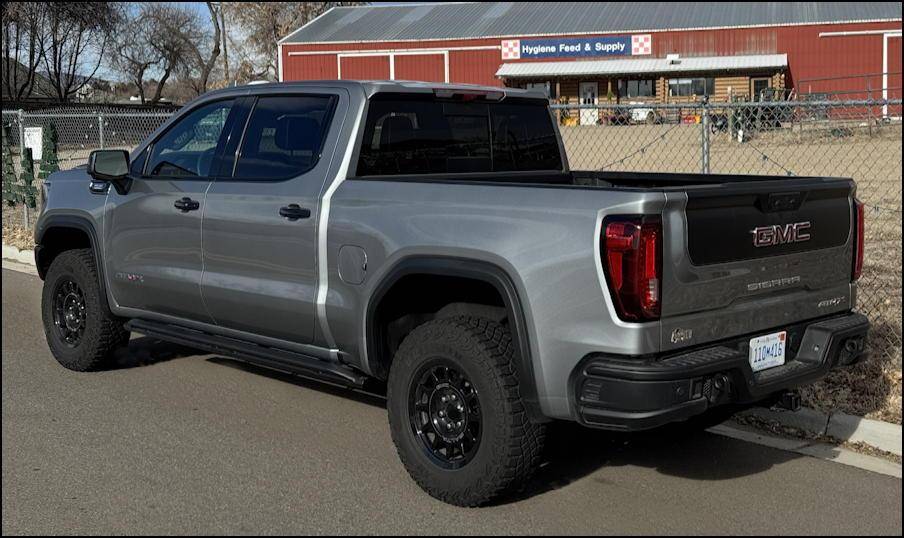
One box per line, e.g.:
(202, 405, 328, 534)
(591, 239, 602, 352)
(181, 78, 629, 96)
(749, 331, 787, 372)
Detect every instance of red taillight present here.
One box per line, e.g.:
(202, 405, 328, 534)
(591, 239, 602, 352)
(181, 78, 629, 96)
(853, 198, 864, 280)
(603, 217, 662, 321)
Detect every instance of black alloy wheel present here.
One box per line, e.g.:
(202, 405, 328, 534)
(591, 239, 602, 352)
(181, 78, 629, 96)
(52, 278, 87, 347)
(408, 360, 482, 469)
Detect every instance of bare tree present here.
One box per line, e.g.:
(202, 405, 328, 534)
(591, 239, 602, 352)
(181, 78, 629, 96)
(42, 2, 119, 102)
(220, 5, 230, 84)
(222, 2, 361, 81)
(148, 5, 200, 103)
(180, 2, 222, 96)
(2, 2, 45, 100)
(110, 3, 203, 104)
(110, 5, 157, 104)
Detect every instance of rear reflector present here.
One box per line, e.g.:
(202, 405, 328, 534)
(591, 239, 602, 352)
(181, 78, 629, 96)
(853, 199, 864, 281)
(603, 216, 662, 321)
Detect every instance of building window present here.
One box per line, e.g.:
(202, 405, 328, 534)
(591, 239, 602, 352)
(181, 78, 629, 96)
(525, 81, 556, 99)
(617, 79, 656, 98)
(668, 78, 716, 97)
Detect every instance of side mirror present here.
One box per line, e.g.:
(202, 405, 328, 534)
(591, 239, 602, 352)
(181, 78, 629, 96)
(87, 150, 132, 195)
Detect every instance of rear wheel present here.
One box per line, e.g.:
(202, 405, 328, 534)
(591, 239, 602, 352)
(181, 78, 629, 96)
(41, 249, 129, 371)
(387, 316, 546, 506)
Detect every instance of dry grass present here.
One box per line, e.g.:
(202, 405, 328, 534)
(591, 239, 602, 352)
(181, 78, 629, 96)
(2, 225, 33, 250)
(2, 205, 36, 250)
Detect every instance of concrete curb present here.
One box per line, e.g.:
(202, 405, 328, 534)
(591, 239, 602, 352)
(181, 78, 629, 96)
(709, 423, 902, 479)
(2, 244, 36, 266)
(741, 406, 902, 457)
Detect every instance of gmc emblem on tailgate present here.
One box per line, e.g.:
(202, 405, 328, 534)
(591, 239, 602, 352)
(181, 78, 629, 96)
(751, 221, 811, 247)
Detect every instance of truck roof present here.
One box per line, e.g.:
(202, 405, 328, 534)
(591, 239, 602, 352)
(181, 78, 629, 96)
(199, 79, 548, 102)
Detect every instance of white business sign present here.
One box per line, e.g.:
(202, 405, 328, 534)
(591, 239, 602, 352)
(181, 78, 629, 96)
(23, 127, 43, 161)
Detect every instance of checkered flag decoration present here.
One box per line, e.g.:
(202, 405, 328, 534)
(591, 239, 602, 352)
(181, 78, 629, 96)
(631, 34, 652, 55)
(501, 39, 521, 60)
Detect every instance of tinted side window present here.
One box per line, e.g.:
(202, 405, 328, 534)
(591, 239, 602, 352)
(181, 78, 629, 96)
(233, 95, 335, 180)
(356, 98, 562, 176)
(147, 100, 233, 178)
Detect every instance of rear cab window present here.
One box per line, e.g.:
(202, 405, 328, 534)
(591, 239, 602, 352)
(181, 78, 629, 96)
(355, 95, 563, 177)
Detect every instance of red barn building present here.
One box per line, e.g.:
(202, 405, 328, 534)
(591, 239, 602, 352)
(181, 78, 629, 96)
(279, 2, 901, 112)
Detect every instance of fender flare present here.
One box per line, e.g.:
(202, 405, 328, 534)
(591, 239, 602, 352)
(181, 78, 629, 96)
(35, 215, 106, 298)
(364, 256, 545, 422)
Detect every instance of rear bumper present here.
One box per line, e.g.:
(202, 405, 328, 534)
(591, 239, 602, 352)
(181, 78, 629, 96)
(572, 312, 869, 432)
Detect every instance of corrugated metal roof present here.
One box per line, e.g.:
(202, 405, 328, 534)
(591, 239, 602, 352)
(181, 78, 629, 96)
(495, 53, 789, 78)
(281, 2, 902, 44)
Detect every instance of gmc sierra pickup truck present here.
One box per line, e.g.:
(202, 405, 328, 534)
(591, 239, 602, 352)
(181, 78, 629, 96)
(36, 81, 869, 506)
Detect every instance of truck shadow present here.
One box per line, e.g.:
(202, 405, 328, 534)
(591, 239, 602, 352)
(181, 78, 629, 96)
(205, 356, 389, 409)
(123, 342, 807, 505)
(110, 335, 199, 369)
(497, 419, 800, 505)
(205, 354, 803, 505)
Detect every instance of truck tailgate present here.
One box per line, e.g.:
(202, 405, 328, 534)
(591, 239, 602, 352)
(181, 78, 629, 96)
(660, 177, 857, 351)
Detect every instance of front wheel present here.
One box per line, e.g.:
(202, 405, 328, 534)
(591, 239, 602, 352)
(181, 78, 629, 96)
(387, 316, 546, 506)
(41, 248, 129, 371)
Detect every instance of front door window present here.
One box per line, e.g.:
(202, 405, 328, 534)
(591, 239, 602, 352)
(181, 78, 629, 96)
(146, 100, 234, 178)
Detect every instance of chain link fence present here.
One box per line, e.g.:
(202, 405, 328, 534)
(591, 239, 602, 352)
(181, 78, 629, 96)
(2, 106, 173, 172)
(2, 107, 173, 230)
(2, 100, 902, 408)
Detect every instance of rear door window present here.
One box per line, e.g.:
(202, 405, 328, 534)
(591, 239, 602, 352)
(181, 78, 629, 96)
(232, 95, 336, 180)
(356, 97, 562, 176)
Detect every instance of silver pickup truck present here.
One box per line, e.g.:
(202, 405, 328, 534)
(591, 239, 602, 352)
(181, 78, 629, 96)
(36, 80, 869, 506)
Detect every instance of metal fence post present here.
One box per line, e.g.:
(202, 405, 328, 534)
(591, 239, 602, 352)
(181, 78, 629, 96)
(98, 113, 105, 149)
(701, 97, 710, 174)
(17, 109, 25, 154)
(17, 110, 28, 225)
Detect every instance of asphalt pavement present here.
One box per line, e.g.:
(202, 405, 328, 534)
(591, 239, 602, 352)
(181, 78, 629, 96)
(2, 268, 902, 535)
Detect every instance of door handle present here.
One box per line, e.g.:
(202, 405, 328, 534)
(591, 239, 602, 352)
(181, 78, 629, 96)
(174, 197, 200, 212)
(279, 204, 311, 220)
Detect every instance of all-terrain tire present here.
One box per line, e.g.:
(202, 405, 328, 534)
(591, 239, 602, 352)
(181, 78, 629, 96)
(41, 248, 129, 371)
(387, 315, 546, 506)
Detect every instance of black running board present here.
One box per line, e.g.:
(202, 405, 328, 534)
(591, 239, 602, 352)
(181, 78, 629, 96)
(126, 319, 367, 388)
